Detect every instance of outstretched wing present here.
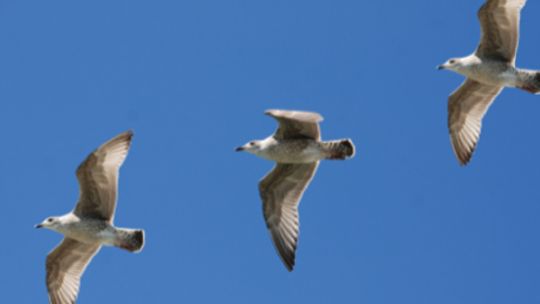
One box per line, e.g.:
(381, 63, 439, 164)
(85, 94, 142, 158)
(259, 162, 319, 271)
(265, 109, 323, 140)
(73, 131, 133, 222)
(475, 0, 527, 63)
(46, 238, 101, 304)
(448, 79, 502, 165)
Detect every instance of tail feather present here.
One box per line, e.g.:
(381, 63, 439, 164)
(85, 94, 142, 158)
(518, 71, 540, 94)
(115, 229, 145, 253)
(534, 72, 540, 94)
(323, 139, 355, 160)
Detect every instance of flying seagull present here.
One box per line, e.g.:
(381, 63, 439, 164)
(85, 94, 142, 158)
(236, 109, 355, 271)
(36, 131, 145, 304)
(438, 0, 539, 165)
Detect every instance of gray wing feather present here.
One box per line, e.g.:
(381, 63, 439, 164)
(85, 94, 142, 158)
(73, 131, 133, 222)
(448, 79, 502, 165)
(476, 0, 527, 63)
(259, 162, 319, 271)
(46, 238, 101, 304)
(265, 109, 323, 140)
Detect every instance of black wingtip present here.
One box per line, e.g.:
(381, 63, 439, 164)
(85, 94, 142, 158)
(280, 253, 295, 272)
(458, 157, 471, 166)
(124, 129, 134, 139)
(270, 234, 297, 272)
(458, 145, 476, 167)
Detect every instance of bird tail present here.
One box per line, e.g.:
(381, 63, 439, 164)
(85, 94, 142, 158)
(114, 228, 145, 253)
(533, 72, 540, 94)
(518, 70, 540, 94)
(322, 139, 355, 160)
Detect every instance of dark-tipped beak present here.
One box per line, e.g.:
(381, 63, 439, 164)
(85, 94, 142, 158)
(437, 65, 445, 70)
(235, 146, 244, 152)
(35, 224, 42, 229)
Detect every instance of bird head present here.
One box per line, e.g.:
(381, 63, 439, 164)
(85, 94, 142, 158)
(35, 216, 60, 231)
(235, 140, 264, 154)
(437, 58, 463, 72)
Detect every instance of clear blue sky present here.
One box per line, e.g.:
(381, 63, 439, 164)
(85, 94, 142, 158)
(1, 0, 540, 303)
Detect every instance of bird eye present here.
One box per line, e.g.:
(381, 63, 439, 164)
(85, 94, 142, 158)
(249, 142, 254, 146)
(47, 218, 53, 223)
(449, 59, 455, 64)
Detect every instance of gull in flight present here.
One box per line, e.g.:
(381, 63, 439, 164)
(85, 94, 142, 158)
(438, 0, 539, 165)
(236, 109, 355, 271)
(36, 131, 145, 304)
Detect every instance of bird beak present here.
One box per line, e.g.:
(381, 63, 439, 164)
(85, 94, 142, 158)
(235, 146, 245, 152)
(35, 224, 43, 229)
(437, 65, 445, 70)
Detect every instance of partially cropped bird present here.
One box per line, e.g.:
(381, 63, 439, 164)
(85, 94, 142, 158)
(438, 0, 539, 165)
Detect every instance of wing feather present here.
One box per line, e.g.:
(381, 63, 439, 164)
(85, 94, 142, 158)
(46, 238, 101, 304)
(259, 162, 319, 271)
(265, 109, 323, 140)
(476, 0, 527, 63)
(448, 79, 502, 165)
(73, 131, 133, 222)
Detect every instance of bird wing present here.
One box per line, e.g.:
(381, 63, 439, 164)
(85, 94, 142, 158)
(448, 79, 502, 165)
(265, 109, 323, 140)
(259, 162, 319, 271)
(475, 0, 527, 64)
(46, 238, 101, 304)
(73, 131, 133, 222)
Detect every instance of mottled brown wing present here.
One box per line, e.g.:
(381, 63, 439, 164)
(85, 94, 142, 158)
(259, 162, 319, 271)
(46, 238, 101, 304)
(448, 79, 502, 165)
(476, 0, 526, 63)
(73, 131, 133, 222)
(265, 109, 323, 140)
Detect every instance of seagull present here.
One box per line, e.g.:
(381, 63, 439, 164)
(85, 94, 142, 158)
(438, 0, 539, 165)
(36, 131, 145, 304)
(236, 109, 355, 271)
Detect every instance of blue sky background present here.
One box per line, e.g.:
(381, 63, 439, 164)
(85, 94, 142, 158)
(1, 0, 540, 303)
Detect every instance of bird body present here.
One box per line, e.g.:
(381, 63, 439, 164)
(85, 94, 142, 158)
(44, 214, 110, 244)
(443, 54, 537, 90)
(42, 214, 142, 250)
(449, 55, 512, 85)
(250, 136, 353, 164)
